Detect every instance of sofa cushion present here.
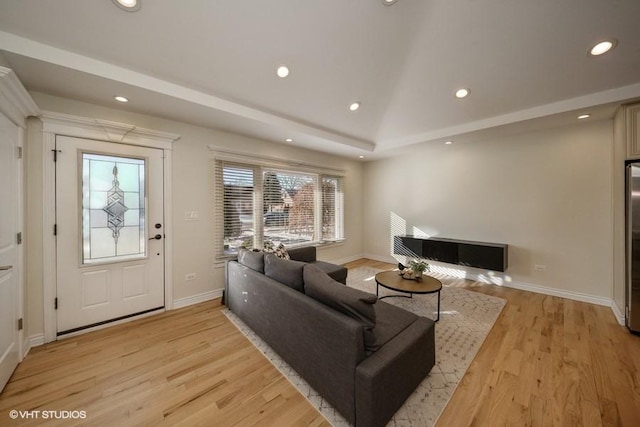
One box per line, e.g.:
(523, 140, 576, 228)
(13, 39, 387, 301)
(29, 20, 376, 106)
(366, 300, 418, 355)
(237, 249, 264, 273)
(304, 265, 377, 348)
(264, 253, 306, 292)
(313, 260, 348, 284)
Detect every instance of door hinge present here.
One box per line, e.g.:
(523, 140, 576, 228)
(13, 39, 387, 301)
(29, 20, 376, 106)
(17, 146, 23, 159)
(18, 318, 23, 331)
(53, 224, 57, 236)
(17, 232, 22, 245)
(55, 298, 58, 310)
(52, 149, 61, 162)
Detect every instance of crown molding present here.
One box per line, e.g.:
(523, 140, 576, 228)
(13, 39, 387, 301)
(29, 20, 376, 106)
(0, 31, 373, 152)
(209, 144, 346, 176)
(378, 82, 640, 150)
(40, 111, 180, 148)
(0, 66, 40, 127)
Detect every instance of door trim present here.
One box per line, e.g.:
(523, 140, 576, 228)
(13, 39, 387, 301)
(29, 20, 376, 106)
(41, 111, 180, 343)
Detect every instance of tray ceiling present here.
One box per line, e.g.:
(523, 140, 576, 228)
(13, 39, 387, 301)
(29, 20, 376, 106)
(1, 0, 639, 158)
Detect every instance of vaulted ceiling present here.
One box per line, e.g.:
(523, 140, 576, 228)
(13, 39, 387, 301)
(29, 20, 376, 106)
(1, 0, 639, 159)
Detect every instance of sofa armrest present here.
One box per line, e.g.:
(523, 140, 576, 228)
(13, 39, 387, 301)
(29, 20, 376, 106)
(354, 317, 435, 427)
(287, 246, 316, 262)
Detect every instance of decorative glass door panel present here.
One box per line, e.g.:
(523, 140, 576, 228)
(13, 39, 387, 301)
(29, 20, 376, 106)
(82, 153, 146, 264)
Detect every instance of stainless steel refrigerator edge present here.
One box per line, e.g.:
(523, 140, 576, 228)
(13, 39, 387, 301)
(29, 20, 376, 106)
(626, 163, 640, 333)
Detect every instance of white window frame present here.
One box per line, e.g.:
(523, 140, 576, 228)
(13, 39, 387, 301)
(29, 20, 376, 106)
(210, 146, 345, 261)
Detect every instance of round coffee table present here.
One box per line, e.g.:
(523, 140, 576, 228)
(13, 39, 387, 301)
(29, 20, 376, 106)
(374, 270, 442, 321)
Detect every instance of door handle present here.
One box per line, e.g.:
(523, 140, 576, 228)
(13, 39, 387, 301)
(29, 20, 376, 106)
(149, 234, 162, 240)
(0, 265, 13, 271)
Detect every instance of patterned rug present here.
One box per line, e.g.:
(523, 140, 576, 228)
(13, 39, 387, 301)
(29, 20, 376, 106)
(223, 267, 506, 426)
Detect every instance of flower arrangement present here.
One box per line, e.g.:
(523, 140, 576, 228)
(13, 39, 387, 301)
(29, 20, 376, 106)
(400, 259, 430, 280)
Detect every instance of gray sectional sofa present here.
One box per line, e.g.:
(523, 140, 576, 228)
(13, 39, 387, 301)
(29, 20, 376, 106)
(225, 248, 436, 427)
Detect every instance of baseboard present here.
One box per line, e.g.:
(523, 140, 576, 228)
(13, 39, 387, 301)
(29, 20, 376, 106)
(30, 333, 45, 347)
(328, 253, 365, 265)
(360, 253, 621, 319)
(610, 301, 626, 326)
(24, 333, 45, 357)
(362, 253, 397, 264)
(173, 289, 223, 309)
(481, 275, 612, 307)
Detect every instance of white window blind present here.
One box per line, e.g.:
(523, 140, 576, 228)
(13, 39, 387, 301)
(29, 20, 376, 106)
(215, 160, 344, 257)
(322, 176, 343, 241)
(264, 170, 317, 246)
(216, 163, 257, 257)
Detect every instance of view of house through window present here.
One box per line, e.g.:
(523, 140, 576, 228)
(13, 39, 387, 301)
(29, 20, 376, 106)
(218, 161, 343, 255)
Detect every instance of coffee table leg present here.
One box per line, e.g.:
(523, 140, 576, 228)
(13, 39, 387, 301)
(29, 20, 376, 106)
(436, 290, 441, 322)
(376, 282, 379, 297)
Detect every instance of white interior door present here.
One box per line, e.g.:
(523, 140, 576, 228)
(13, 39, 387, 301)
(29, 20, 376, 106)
(55, 135, 165, 335)
(0, 113, 20, 391)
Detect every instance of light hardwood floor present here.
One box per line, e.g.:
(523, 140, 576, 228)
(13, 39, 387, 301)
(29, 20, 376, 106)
(2, 259, 640, 426)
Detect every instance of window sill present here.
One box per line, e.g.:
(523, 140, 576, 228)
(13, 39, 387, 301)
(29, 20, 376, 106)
(313, 239, 346, 250)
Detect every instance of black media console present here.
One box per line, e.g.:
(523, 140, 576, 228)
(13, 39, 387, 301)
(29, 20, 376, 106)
(394, 235, 508, 272)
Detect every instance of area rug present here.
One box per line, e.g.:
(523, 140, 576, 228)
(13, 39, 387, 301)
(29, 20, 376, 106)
(223, 267, 506, 426)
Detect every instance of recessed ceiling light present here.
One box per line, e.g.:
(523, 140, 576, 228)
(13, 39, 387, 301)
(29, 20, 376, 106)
(589, 39, 617, 56)
(455, 88, 470, 99)
(349, 102, 361, 111)
(578, 114, 591, 120)
(359, 155, 365, 159)
(114, 96, 129, 103)
(445, 141, 453, 145)
(382, 0, 398, 5)
(112, 0, 141, 12)
(285, 138, 293, 142)
(277, 65, 290, 78)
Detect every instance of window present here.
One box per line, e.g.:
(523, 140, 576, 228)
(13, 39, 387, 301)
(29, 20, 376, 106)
(81, 153, 146, 264)
(221, 164, 255, 251)
(215, 160, 344, 257)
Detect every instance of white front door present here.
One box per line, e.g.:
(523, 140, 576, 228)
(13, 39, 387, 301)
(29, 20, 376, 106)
(0, 113, 20, 391)
(55, 136, 165, 335)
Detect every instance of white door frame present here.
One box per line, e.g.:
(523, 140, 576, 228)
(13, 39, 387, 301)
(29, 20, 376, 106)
(0, 67, 39, 360)
(40, 111, 180, 343)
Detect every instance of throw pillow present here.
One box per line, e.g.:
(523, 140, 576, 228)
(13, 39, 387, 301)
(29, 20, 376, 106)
(263, 240, 275, 252)
(273, 243, 290, 259)
(264, 253, 305, 292)
(237, 249, 265, 273)
(263, 240, 290, 259)
(303, 264, 377, 349)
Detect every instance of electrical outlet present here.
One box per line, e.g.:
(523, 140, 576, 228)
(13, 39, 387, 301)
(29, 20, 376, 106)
(185, 273, 197, 281)
(184, 211, 199, 221)
(534, 264, 546, 271)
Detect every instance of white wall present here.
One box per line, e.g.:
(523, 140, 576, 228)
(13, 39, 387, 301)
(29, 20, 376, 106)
(363, 120, 613, 301)
(24, 92, 364, 338)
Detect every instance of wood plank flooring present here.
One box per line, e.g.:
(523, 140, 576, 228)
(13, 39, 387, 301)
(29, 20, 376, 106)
(1, 258, 639, 426)
(0, 299, 329, 426)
